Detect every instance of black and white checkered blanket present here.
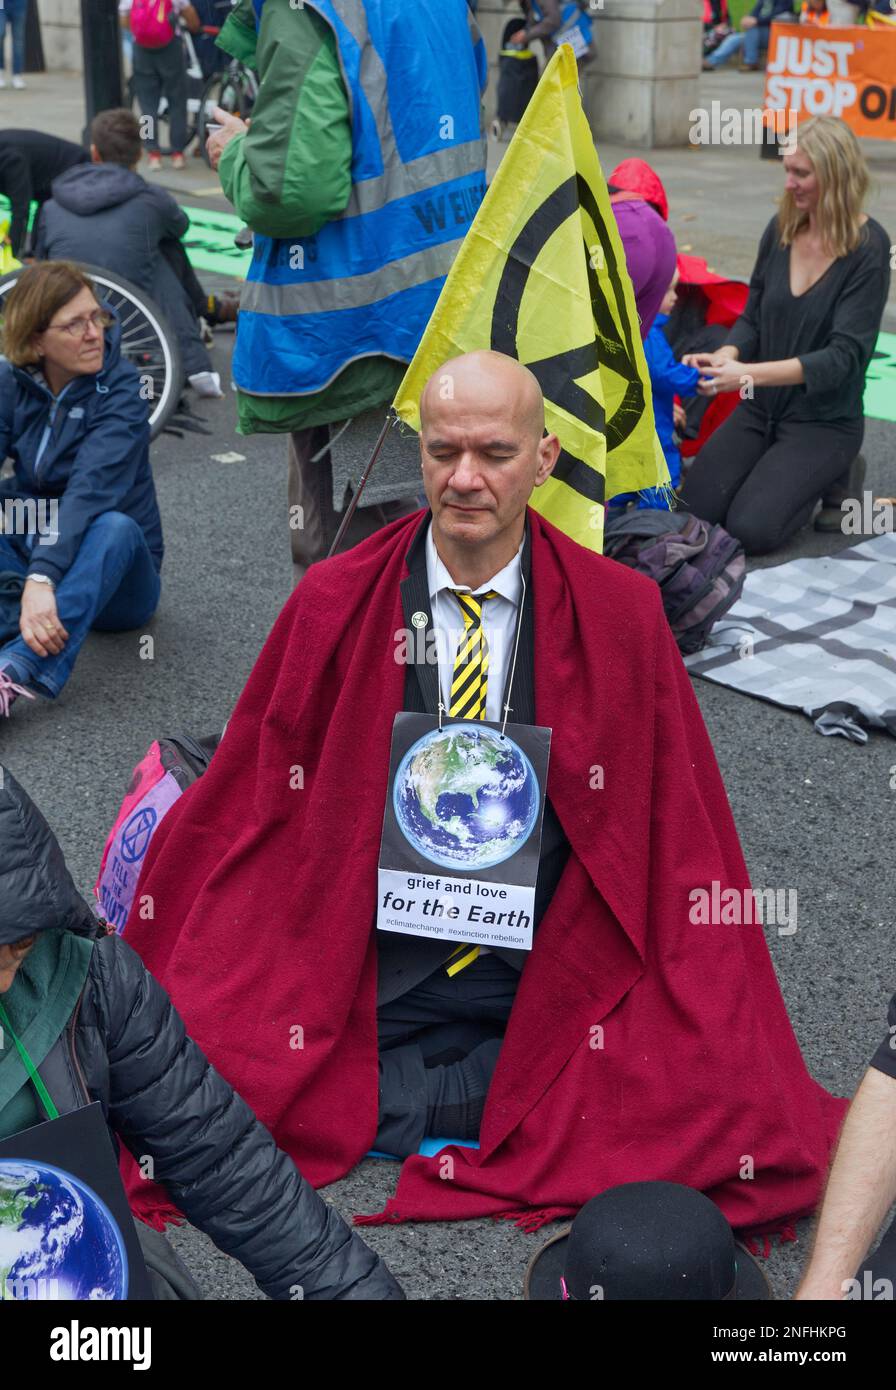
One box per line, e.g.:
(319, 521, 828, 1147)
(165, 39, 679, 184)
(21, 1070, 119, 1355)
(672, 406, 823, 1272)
(685, 534, 896, 743)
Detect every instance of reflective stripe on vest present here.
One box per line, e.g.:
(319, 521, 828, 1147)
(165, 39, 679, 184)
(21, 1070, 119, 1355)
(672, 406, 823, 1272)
(240, 238, 468, 319)
(238, 0, 488, 397)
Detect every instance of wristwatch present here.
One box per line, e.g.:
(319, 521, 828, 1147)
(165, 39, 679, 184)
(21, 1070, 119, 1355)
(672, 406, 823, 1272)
(26, 573, 56, 591)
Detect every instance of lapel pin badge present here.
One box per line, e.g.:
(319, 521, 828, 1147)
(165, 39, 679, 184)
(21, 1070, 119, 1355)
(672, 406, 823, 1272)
(411, 611, 428, 629)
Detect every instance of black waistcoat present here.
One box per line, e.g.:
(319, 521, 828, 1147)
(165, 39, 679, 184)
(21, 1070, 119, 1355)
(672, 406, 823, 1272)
(376, 514, 570, 1006)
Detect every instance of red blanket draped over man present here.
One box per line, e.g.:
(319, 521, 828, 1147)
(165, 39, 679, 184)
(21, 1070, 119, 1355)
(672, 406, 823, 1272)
(122, 509, 844, 1233)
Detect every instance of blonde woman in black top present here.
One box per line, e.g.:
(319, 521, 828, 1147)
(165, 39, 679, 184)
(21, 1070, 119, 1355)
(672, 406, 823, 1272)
(680, 116, 891, 554)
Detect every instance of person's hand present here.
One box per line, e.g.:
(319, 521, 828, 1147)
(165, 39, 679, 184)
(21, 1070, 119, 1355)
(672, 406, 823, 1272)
(682, 351, 714, 370)
(673, 401, 688, 431)
(206, 106, 249, 172)
(508, 27, 528, 44)
(696, 359, 752, 398)
(742, 14, 757, 28)
(682, 345, 740, 371)
(682, 350, 724, 370)
(20, 580, 69, 657)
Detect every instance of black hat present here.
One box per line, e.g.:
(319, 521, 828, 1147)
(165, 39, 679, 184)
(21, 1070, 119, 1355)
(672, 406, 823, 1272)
(524, 1182, 773, 1301)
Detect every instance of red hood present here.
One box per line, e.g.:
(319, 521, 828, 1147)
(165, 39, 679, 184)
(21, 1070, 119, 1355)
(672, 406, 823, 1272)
(608, 158, 669, 223)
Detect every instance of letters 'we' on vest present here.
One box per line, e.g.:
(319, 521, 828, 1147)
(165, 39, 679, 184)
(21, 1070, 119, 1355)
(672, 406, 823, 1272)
(393, 45, 668, 554)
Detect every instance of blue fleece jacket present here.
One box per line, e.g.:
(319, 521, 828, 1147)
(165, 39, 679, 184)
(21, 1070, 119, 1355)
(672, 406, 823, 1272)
(644, 313, 701, 489)
(0, 317, 163, 585)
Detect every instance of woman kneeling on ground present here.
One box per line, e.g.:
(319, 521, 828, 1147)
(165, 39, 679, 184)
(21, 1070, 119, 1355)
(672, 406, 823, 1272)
(0, 261, 162, 715)
(679, 115, 891, 554)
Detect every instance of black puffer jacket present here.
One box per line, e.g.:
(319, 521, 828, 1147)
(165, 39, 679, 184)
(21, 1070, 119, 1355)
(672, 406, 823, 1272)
(0, 768, 404, 1301)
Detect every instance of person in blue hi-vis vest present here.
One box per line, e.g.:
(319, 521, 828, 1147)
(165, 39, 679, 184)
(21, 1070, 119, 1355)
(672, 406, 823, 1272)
(510, 0, 595, 64)
(207, 0, 488, 583)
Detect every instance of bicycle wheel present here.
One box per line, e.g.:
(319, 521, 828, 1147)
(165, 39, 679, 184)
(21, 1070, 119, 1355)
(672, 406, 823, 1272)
(198, 64, 258, 167)
(0, 264, 184, 441)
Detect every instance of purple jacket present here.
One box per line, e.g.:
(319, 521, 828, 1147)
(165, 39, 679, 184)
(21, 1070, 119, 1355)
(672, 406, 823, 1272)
(610, 195, 677, 339)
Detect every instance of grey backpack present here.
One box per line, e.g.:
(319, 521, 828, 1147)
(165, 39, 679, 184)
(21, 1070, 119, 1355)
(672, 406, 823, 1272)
(604, 509, 746, 655)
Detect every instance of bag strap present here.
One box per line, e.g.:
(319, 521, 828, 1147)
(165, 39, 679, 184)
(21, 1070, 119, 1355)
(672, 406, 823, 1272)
(0, 997, 60, 1121)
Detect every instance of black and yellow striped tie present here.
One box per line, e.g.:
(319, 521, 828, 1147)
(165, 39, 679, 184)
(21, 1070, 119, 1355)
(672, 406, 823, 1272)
(448, 589, 499, 721)
(445, 589, 498, 977)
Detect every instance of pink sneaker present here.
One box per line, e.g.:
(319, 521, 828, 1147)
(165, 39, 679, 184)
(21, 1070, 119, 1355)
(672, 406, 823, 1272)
(0, 667, 35, 717)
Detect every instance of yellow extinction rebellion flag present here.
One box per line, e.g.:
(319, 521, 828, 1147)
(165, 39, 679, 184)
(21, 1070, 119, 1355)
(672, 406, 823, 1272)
(392, 43, 668, 553)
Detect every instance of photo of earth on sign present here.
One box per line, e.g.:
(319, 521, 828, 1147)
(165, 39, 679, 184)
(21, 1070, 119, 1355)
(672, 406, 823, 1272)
(0, 1160, 127, 1300)
(393, 723, 540, 870)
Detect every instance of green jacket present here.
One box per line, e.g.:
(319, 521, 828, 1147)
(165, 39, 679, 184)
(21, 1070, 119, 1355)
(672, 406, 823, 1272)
(217, 0, 405, 434)
(0, 929, 92, 1141)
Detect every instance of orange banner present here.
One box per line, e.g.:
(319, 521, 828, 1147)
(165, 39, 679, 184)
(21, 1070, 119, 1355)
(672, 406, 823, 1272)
(764, 21, 896, 139)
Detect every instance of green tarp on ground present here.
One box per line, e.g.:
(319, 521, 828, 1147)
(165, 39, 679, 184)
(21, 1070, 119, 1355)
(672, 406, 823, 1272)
(0, 194, 252, 279)
(866, 332, 896, 424)
(180, 203, 252, 279)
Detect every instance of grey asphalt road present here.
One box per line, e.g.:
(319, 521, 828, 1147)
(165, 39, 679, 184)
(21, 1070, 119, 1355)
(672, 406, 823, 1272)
(3, 162, 896, 1300)
(4, 340, 894, 1302)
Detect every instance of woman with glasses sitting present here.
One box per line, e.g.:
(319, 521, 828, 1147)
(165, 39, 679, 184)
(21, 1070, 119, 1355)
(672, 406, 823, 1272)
(0, 260, 163, 716)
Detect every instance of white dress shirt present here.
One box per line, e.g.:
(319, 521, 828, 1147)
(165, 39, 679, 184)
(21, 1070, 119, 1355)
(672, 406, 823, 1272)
(425, 521, 524, 725)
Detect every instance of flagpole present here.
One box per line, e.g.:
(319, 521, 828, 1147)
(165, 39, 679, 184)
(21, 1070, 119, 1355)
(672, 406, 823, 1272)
(326, 413, 393, 560)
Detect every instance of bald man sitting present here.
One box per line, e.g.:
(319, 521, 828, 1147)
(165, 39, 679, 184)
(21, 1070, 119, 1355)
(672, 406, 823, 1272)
(122, 351, 841, 1235)
(372, 352, 563, 1155)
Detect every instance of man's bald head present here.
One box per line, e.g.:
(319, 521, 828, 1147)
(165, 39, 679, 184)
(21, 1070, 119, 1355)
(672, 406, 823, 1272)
(418, 351, 560, 585)
(420, 350, 546, 445)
